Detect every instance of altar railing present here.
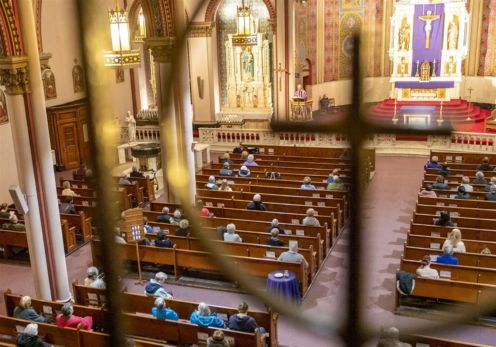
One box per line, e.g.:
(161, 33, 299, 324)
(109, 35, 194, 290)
(121, 125, 161, 143)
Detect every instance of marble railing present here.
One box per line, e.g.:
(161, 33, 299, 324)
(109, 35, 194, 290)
(121, 126, 161, 143)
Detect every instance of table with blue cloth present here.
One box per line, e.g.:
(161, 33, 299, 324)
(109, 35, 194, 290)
(265, 270, 301, 303)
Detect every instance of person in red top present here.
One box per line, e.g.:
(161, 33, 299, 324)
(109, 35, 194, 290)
(56, 303, 93, 330)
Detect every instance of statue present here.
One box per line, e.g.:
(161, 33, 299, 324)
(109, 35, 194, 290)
(447, 16, 459, 50)
(445, 56, 456, 76)
(420, 60, 431, 81)
(397, 57, 408, 76)
(398, 17, 410, 51)
(418, 10, 441, 48)
(241, 47, 254, 82)
(126, 111, 137, 142)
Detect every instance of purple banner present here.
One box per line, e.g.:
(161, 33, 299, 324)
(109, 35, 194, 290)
(395, 81, 454, 89)
(411, 3, 444, 77)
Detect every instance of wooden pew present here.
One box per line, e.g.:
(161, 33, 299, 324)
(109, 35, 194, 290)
(401, 334, 493, 347)
(72, 283, 279, 347)
(430, 151, 496, 165)
(432, 188, 490, 200)
(209, 162, 351, 177)
(417, 196, 496, 210)
(410, 222, 496, 243)
(413, 212, 496, 230)
(91, 239, 309, 295)
(415, 204, 496, 220)
(60, 211, 92, 242)
(403, 245, 496, 268)
(60, 219, 77, 253)
(56, 186, 96, 197)
(0, 229, 28, 259)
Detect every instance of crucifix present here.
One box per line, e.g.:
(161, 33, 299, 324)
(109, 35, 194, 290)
(274, 62, 290, 92)
(418, 10, 440, 48)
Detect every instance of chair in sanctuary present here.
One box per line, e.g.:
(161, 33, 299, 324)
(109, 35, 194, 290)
(484, 109, 496, 132)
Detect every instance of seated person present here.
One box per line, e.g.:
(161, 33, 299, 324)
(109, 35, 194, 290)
(415, 256, 439, 279)
(424, 156, 443, 169)
(477, 156, 493, 171)
(436, 244, 459, 265)
(207, 330, 230, 347)
(205, 176, 219, 190)
(197, 199, 212, 217)
(59, 196, 77, 214)
(243, 154, 258, 167)
(486, 184, 496, 201)
(265, 218, 286, 234)
(84, 266, 100, 286)
(170, 210, 183, 224)
(155, 230, 174, 248)
(174, 219, 190, 236)
(218, 179, 233, 191)
(246, 194, 267, 211)
(300, 176, 316, 190)
(278, 242, 309, 269)
(474, 171, 487, 185)
(442, 228, 466, 253)
(293, 84, 308, 101)
(460, 176, 473, 192)
(216, 226, 227, 240)
(302, 208, 320, 226)
(219, 162, 234, 176)
(13, 296, 52, 323)
(144, 272, 173, 299)
(267, 228, 284, 247)
(485, 177, 496, 191)
(434, 211, 456, 227)
(219, 152, 233, 165)
(339, 149, 349, 160)
(118, 175, 132, 185)
(240, 150, 249, 161)
(418, 185, 437, 198)
(56, 303, 93, 330)
(438, 162, 450, 176)
(152, 297, 179, 321)
(0, 203, 10, 218)
(16, 323, 52, 347)
(238, 165, 252, 177)
(190, 302, 225, 328)
(3, 212, 26, 231)
(89, 277, 106, 289)
(228, 302, 268, 342)
(143, 216, 153, 233)
(61, 180, 77, 197)
(156, 207, 172, 223)
(432, 175, 449, 190)
(326, 169, 340, 184)
(75, 163, 89, 177)
(129, 166, 144, 178)
(327, 176, 345, 191)
(114, 227, 127, 244)
(224, 223, 242, 242)
(454, 185, 470, 199)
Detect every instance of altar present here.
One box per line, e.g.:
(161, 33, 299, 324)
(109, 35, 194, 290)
(400, 105, 435, 127)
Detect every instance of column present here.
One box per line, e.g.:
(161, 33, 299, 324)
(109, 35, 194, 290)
(147, 36, 196, 203)
(16, 0, 71, 300)
(275, 0, 287, 119)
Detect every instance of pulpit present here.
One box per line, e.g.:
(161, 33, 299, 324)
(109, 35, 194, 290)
(290, 99, 313, 121)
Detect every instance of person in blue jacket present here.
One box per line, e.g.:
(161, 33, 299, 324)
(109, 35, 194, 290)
(436, 244, 459, 265)
(190, 302, 225, 328)
(151, 297, 179, 321)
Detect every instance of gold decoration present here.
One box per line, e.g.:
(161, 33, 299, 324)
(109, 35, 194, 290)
(398, 17, 410, 51)
(187, 22, 216, 38)
(401, 88, 411, 99)
(145, 37, 176, 64)
(0, 56, 30, 95)
(397, 57, 409, 76)
(420, 60, 431, 81)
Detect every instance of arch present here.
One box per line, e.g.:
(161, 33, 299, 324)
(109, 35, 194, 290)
(204, 0, 276, 22)
(134, 0, 174, 37)
(129, 0, 156, 37)
(0, 0, 24, 56)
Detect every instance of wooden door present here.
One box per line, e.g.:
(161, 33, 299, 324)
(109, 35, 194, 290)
(58, 121, 81, 169)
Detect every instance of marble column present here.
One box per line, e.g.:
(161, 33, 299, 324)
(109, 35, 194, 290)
(16, 0, 71, 300)
(147, 36, 196, 203)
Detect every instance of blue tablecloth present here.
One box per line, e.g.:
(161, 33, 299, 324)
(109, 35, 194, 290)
(266, 270, 301, 303)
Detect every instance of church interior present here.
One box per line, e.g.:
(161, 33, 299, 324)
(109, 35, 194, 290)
(1, 0, 496, 346)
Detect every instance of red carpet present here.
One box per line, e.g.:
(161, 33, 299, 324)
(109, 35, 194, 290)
(368, 98, 492, 133)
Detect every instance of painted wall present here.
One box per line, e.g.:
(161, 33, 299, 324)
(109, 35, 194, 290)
(0, 120, 18, 203)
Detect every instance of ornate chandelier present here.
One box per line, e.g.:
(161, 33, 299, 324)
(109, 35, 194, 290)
(103, 1, 141, 68)
(232, 0, 258, 46)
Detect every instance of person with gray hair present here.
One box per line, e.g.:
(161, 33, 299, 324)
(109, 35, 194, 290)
(171, 210, 183, 224)
(242, 154, 258, 167)
(486, 184, 496, 201)
(2, 211, 26, 231)
(151, 297, 179, 321)
(190, 302, 225, 328)
(377, 326, 412, 347)
(267, 228, 284, 247)
(474, 171, 487, 185)
(13, 296, 52, 323)
(302, 208, 321, 226)
(265, 218, 286, 234)
(424, 155, 442, 169)
(460, 176, 473, 192)
(175, 219, 190, 236)
(55, 303, 93, 330)
(224, 223, 242, 242)
(16, 323, 52, 347)
(278, 242, 309, 269)
(144, 272, 173, 299)
(84, 266, 99, 286)
(205, 175, 219, 190)
(156, 206, 172, 223)
(246, 194, 267, 211)
(436, 244, 459, 265)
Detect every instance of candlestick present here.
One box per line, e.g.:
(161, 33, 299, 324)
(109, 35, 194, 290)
(432, 59, 437, 77)
(415, 60, 420, 77)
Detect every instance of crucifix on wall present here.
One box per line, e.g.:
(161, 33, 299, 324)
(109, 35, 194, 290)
(418, 10, 440, 48)
(274, 62, 290, 92)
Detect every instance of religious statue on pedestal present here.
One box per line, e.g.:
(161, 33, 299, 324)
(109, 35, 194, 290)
(418, 10, 440, 49)
(126, 111, 137, 143)
(398, 17, 410, 51)
(420, 60, 431, 81)
(241, 47, 254, 82)
(447, 16, 459, 50)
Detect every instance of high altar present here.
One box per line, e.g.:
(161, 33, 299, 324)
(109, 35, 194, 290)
(389, 0, 469, 102)
(217, 1, 273, 125)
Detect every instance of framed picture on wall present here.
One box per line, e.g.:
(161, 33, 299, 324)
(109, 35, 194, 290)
(42, 69, 57, 100)
(72, 60, 86, 93)
(0, 89, 8, 125)
(116, 67, 125, 83)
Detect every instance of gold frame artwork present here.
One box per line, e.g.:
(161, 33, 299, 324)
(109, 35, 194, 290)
(42, 68, 57, 100)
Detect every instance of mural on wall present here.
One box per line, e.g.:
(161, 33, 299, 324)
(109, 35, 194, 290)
(339, 13, 362, 79)
(72, 59, 85, 93)
(116, 67, 125, 83)
(42, 69, 57, 100)
(478, 0, 496, 76)
(0, 89, 8, 125)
